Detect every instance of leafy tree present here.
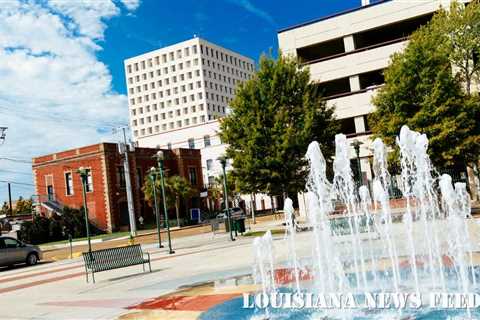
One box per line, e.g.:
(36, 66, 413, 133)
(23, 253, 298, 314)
(433, 1, 480, 96)
(0, 201, 10, 215)
(220, 54, 337, 198)
(215, 172, 238, 200)
(369, 13, 480, 169)
(167, 175, 193, 227)
(14, 196, 33, 215)
(143, 174, 193, 225)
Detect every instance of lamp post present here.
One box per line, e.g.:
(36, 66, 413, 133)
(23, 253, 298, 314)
(77, 167, 92, 253)
(218, 155, 235, 241)
(149, 167, 164, 249)
(154, 151, 175, 254)
(351, 139, 363, 185)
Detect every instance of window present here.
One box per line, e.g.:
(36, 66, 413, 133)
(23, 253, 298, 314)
(117, 166, 126, 188)
(3, 238, 19, 249)
(65, 172, 73, 195)
(208, 176, 215, 187)
(85, 169, 93, 192)
(188, 167, 197, 185)
(167, 142, 172, 149)
(204, 135, 211, 147)
(188, 138, 195, 149)
(206, 159, 213, 170)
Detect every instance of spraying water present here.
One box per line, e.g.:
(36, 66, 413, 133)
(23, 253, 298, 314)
(251, 126, 478, 319)
(283, 198, 301, 293)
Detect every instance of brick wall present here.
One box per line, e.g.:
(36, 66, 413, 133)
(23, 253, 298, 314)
(32, 144, 204, 232)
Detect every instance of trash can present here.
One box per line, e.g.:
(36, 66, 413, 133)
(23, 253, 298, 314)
(237, 218, 246, 233)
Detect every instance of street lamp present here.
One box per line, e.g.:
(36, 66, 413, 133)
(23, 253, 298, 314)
(149, 167, 164, 249)
(77, 167, 92, 253)
(351, 139, 363, 185)
(218, 155, 235, 241)
(154, 151, 175, 254)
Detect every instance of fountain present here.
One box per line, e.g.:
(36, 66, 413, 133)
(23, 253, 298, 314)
(196, 125, 479, 319)
(248, 125, 480, 319)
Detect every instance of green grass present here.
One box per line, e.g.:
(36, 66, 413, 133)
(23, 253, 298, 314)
(242, 229, 285, 237)
(39, 231, 130, 247)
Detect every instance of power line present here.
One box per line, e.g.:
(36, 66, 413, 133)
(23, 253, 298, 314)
(0, 180, 35, 187)
(0, 105, 127, 130)
(0, 169, 33, 176)
(0, 157, 32, 164)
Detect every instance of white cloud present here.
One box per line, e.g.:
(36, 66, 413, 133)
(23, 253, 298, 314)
(120, 0, 141, 11)
(0, 0, 141, 202)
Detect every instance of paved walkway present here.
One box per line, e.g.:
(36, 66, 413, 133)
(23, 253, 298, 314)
(2, 215, 480, 320)
(0, 217, 285, 320)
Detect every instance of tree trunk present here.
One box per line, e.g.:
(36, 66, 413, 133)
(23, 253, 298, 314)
(184, 198, 189, 223)
(251, 193, 256, 224)
(175, 196, 180, 228)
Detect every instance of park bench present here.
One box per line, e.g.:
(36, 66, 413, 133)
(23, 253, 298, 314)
(82, 244, 151, 283)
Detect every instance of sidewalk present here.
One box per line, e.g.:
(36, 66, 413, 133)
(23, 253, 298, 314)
(41, 214, 283, 262)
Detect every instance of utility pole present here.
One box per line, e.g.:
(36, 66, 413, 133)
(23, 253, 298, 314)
(1, 127, 10, 215)
(0, 127, 7, 145)
(8, 183, 12, 216)
(114, 127, 137, 237)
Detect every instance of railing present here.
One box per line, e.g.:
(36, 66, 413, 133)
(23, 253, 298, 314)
(323, 84, 384, 101)
(300, 36, 409, 66)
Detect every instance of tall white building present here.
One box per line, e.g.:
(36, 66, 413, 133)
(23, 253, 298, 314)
(278, 0, 466, 183)
(124, 37, 255, 140)
(124, 38, 278, 211)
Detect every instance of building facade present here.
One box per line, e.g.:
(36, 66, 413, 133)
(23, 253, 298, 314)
(123, 38, 278, 212)
(124, 37, 255, 140)
(32, 143, 203, 232)
(277, 0, 464, 184)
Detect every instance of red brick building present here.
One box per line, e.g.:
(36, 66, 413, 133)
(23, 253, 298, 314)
(32, 143, 203, 232)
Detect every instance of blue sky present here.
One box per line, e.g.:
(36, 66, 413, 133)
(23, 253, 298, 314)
(0, 0, 363, 203)
(100, 0, 362, 95)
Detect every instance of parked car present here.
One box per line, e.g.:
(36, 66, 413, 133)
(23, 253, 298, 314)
(216, 207, 245, 220)
(0, 236, 43, 267)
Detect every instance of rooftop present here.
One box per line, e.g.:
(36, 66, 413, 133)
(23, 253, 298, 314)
(277, 0, 392, 34)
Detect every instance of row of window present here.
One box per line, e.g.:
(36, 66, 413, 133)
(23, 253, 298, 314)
(132, 104, 226, 127)
(129, 78, 237, 99)
(202, 58, 252, 79)
(129, 79, 201, 95)
(134, 114, 221, 137)
(126, 43, 254, 74)
(127, 57, 251, 87)
(162, 134, 218, 152)
(201, 44, 254, 71)
(127, 45, 199, 74)
(130, 89, 231, 112)
(64, 170, 93, 196)
(127, 58, 200, 84)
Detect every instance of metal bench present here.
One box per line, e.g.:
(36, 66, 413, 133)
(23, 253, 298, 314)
(82, 244, 151, 283)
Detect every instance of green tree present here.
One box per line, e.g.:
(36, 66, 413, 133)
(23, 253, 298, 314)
(369, 13, 480, 169)
(215, 172, 237, 200)
(15, 197, 33, 215)
(167, 175, 193, 227)
(0, 201, 9, 215)
(143, 174, 193, 226)
(433, 1, 480, 96)
(220, 54, 337, 198)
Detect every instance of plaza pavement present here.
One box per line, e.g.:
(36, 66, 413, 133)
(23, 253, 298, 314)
(0, 216, 284, 320)
(2, 214, 480, 320)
